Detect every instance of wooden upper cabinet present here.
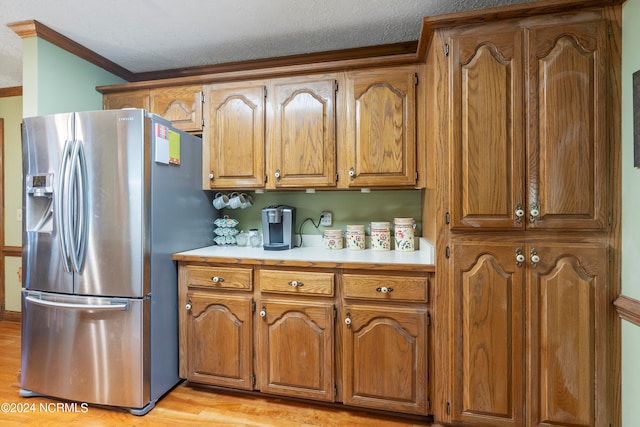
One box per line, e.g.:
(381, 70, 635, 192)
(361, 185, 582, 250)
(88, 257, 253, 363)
(343, 66, 419, 188)
(150, 85, 203, 132)
(526, 19, 608, 230)
(203, 82, 266, 189)
(103, 89, 150, 110)
(449, 25, 525, 230)
(448, 16, 609, 231)
(268, 76, 338, 189)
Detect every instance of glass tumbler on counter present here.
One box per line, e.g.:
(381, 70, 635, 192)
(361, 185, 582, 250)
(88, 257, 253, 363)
(249, 229, 262, 247)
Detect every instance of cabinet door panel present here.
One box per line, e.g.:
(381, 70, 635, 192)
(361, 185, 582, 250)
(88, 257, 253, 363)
(527, 20, 608, 229)
(451, 242, 524, 427)
(345, 66, 418, 187)
(450, 26, 525, 230)
(150, 85, 203, 132)
(342, 304, 428, 414)
(527, 244, 607, 427)
(271, 77, 337, 188)
(257, 300, 334, 401)
(205, 83, 265, 189)
(186, 292, 254, 389)
(103, 90, 150, 110)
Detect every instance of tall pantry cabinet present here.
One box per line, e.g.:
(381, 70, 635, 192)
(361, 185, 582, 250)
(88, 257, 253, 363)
(424, 2, 621, 427)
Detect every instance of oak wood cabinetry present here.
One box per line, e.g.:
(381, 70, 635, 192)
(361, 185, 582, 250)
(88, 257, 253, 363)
(179, 264, 254, 390)
(103, 85, 204, 132)
(424, 3, 621, 426)
(257, 269, 335, 401)
(341, 273, 430, 415)
(342, 66, 420, 188)
(176, 258, 433, 418)
(448, 15, 608, 231)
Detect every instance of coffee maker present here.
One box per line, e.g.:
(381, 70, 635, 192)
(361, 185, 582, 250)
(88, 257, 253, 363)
(261, 205, 296, 250)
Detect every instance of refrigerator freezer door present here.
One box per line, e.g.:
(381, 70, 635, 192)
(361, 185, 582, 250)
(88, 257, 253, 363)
(20, 291, 150, 409)
(22, 113, 75, 294)
(74, 110, 147, 297)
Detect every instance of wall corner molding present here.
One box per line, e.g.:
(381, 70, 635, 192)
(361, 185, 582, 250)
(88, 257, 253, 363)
(7, 19, 135, 82)
(614, 294, 640, 327)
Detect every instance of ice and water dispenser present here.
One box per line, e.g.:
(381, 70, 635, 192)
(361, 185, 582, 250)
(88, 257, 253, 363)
(25, 173, 55, 233)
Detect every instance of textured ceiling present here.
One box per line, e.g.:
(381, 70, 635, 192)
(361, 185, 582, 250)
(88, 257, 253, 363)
(0, 0, 531, 89)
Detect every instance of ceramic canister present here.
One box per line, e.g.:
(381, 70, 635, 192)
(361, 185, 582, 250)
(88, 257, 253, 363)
(323, 229, 343, 250)
(370, 221, 391, 251)
(394, 217, 416, 251)
(346, 224, 365, 250)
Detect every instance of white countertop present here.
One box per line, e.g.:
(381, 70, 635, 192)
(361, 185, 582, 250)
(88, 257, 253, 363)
(174, 235, 435, 267)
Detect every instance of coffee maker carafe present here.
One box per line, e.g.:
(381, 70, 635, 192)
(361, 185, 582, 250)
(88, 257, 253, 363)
(261, 205, 296, 250)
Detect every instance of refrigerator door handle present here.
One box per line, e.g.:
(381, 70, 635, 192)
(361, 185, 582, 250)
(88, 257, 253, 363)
(56, 140, 73, 272)
(69, 139, 88, 273)
(25, 295, 129, 311)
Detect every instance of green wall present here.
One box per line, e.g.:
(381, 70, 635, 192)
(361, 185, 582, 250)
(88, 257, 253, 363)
(219, 189, 423, 240)
(22, 38, 125, 117)
(622, 0, 640, 425)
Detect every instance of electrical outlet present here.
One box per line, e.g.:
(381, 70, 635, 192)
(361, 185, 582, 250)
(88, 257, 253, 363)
(320, 211, 332, 226)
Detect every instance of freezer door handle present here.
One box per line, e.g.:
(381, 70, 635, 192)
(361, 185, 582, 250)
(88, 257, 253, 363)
(25, 295, 129, 311)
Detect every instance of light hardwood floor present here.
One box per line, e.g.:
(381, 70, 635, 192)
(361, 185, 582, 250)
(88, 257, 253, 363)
(0, 320, 432, 426)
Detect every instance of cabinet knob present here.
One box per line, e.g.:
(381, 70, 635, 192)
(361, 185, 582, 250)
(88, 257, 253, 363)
(274, 169, 281, 179)
(209, 171, 214, 180)
(288, 280, 303, 288)
(349, 167, 356, 178)
(515, 248, 525, 267)
(530, 249, 540, 267)
(376, 286, 394, 294)
(185, 299, 192, 311)
(515, 204, 524, 223)
(211, 276, 224, 283)
(260, 308, 266, 318)
(345, 313, 352, 328)
(530, 204, 540, 222)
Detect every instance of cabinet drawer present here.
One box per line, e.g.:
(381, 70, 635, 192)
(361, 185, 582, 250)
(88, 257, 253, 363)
(342, 274, 428, 302)
(185, 265, 252, 290)
(259, 269, 334, 296)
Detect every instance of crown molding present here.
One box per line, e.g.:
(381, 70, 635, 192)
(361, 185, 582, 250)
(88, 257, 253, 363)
(7, 19, 135, 81)
(0, 87, 22, 98)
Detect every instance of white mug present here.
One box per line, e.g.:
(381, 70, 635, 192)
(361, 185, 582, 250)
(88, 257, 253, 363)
(228, 192, 246, 209)
(240, 194, 253, 209)
(212, 192, 229, 209)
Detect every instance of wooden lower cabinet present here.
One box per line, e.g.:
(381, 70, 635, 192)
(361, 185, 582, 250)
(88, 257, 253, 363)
(450, 240, 608, 427)
(342, 304, 429, 415)
(184, 291, 254, 389)
(257, 300, 335, 401)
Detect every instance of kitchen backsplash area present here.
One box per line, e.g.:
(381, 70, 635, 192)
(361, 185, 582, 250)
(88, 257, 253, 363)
(215, 189, 423, 241)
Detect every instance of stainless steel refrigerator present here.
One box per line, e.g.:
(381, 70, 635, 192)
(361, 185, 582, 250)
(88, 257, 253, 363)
(20, 109, 214, 415)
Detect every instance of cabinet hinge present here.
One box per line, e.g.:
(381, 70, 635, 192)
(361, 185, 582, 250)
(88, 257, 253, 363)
(445, 246, 451, 259)
(608, 212, 612, 226)
(414, 73, 419, 85)
(426, 312, 431, 326)
(336, 172, 339, 182)
(415, 170, 419, 180)
(251, 300, 256, 313)
(333, 307, 337, 319)
(252, 374, 256, 386)
(263, 86, 267, 98)
(445, 211, 450, 224)
(334, 385, 338, 397)
(447, 401, 451, 415)
(334, 80, 339, 92)
(200, 91, 204, 103)
(264, 174, 268, 184)
(427, 398, 431, 411)
(444, 43, 450, 57)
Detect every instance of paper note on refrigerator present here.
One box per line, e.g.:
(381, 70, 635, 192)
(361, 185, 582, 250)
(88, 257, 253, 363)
(168, 130, 181, 165)
(155, 123, 169, 164)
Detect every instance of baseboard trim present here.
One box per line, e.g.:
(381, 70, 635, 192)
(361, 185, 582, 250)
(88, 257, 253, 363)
(2, 311, 21, 323)
(614, 294, 640, 327)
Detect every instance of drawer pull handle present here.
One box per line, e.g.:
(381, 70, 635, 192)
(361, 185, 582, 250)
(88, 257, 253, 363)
(211, 276, 225, 283)
(288, 280, 304, 288)
(376, 286, 394, 294)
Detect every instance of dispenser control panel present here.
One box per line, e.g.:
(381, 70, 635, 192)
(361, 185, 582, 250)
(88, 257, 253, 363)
(26, 173, 54, 195)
